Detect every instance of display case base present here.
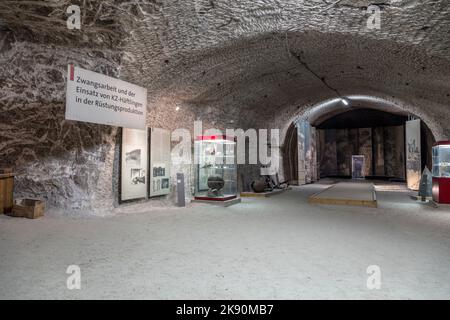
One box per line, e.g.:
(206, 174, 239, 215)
(241, 187, 291, 198)
(432, 177, 450, 204)
(192, 197, 241, 207)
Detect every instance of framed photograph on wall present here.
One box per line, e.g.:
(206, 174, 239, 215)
(149, 128, 171, 197)
(120, 128, 148, 202)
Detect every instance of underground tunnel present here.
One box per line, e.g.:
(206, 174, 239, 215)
(0, 0, 450, 302)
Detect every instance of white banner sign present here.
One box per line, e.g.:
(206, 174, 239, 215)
(406, 119, 421, 190)
(65, 65, 147, 130)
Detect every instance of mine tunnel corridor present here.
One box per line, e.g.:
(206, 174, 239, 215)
(1, 0, 450, 302)
(283, 102, 436, 188)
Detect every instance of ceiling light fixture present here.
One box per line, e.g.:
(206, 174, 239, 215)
(341, 98, 350, 106)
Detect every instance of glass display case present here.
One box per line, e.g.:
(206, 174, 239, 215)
(432, 143, 450, 177)
(194, 135, 237, 202)
(432, 141, 450, 204)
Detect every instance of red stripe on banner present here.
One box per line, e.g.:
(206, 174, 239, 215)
(69, 64, 74, 81)
(195, 135, 236, 142)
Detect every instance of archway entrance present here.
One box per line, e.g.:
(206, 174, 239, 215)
(283, 123, 298, 184)
(283, 102, 436, 186)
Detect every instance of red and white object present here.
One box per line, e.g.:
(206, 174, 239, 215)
(432, 141, 450, 204)
(194, 135, 237, 202)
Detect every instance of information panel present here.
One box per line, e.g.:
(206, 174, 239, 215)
(121, 128, 148, 202)
(149, 128, 171, 198)
(406, 119, 421, 190)
(65, 65, 147, 130)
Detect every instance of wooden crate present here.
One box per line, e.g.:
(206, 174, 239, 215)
(10, 199, 45, 219)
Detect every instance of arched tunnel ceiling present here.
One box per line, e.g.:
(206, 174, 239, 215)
(1, 0, 450, 133)
(1, 0, 449, 210)
(315, 108, 408, 129)
(306, 96, 412, 127)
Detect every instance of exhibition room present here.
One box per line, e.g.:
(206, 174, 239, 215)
(1, 1, 450, 301)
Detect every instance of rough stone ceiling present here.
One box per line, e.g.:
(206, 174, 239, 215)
(1, 0, 450, 131)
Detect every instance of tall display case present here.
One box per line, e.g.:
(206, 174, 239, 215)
(432, 141, 450, 204)
(194, 135, 238, 202)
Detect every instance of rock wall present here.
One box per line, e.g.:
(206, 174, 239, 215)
(0, 33, 255, 212)
(0, 33, 123, 211)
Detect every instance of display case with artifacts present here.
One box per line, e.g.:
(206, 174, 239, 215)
(432, 141, 450, 204)
(194, 135, 238, 202)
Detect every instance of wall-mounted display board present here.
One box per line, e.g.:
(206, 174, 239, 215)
(406, 119, 421, 190)
(120, 128, 148, 202)
(66, 65, 147, 130)
(149, 128, 171, 197)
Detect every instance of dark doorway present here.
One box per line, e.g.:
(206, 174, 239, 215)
(283, 123, 298, 184)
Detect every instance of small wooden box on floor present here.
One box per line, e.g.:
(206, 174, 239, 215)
(9, 199, 45, 219)
(0, 168, 15, 215)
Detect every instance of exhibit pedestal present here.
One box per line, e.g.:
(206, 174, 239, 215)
(194, 195, 237, 202)
(191, 197, 241, 207)
(241, 187, 291, 198)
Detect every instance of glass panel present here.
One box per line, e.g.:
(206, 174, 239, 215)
(432, 146, 440, 177)
(194, 138, 237, 199)
(440, 146, 450, 178)
(432, 145, 450, 178)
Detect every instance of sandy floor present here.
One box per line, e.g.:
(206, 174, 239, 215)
(311, 181, 376, 200)
(1, 181, 450, 300)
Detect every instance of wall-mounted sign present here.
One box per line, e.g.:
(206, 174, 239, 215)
(121, 128, 148, 202)
(65, 65, 147, 130)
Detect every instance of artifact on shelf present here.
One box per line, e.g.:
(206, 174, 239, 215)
(207, 176, 225, 197)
